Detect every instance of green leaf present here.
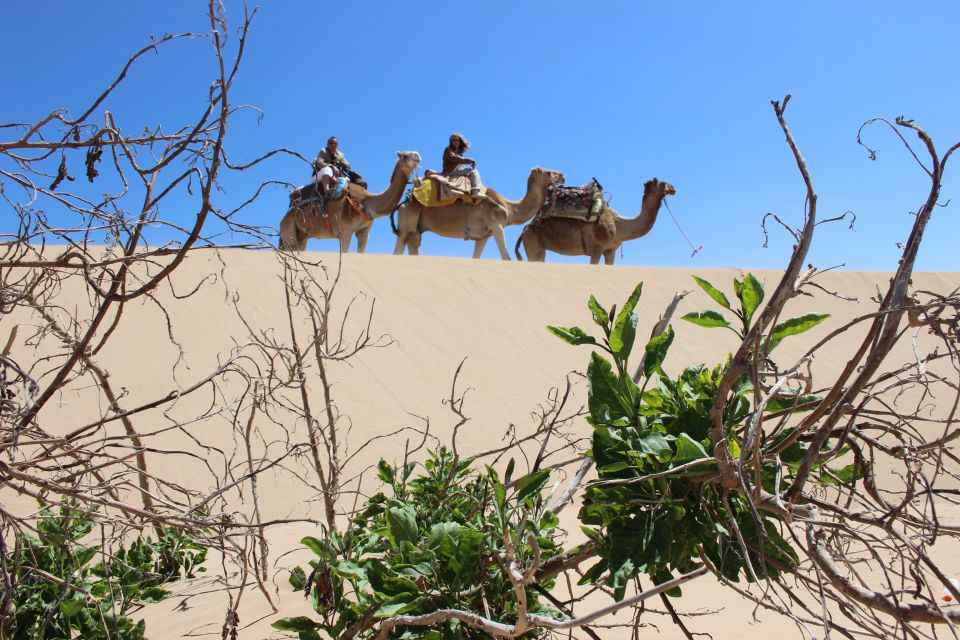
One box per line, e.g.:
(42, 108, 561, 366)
(734, 274, 765, 327)
(547, 325, 597, 346)
(376, 594, 423, 617)
(587, 352, 633, 424)
(672, 433, 709, 464)
(289, 566, 307, 590)
(301, 536, 325, 557)
(609, 283, 643, 360)
(273, 616, 321, 632)
(514, 469, 551, 503)
(377, 459, 395, 485)
(504, 458, 516, 486)
(588, 295, 608, 327)
(386, 504, 419, 546)
(768, 313, 830, 351)
(642, 325, 674, 379)
(428, 522, 462, 550)
(139, 586, 170, 603)
(682, 310, 731, 329)
(334, 559, 366, 580)
(60, 597, 85, 618)
(766, 393, 822, 413)
(692, 276, 731, 310)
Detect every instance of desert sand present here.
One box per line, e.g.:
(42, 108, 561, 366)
(7, 249, 958, 639)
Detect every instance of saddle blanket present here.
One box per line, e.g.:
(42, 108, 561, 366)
(411, 175, 487, 208)
(289, 177, 360, 210)
(540, 179, 605, 222)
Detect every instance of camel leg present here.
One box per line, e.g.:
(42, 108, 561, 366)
(472, 237, 489, 259)
(278, 214, 298, 251)
(393, 232, 407, 255)
(603, 250, 616, 265)
(589, 254, 602, 265)
(409, 231, 422, 256)
(339, 232, 352, 254)
(523, 234, 547, 262)
(489, 225, 510, 260)
(355, 226, 371, 254)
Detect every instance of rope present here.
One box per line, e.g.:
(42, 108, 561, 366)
(662, 200, 702, 258)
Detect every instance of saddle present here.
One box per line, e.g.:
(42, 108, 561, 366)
(540, 178, 605, 222)
(410, 174, 486, 208)
(288, 177, 352, 211)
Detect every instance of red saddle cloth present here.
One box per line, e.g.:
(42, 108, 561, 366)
(541, 178, 605, 221)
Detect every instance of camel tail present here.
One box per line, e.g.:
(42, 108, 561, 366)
(390, 210, 398, 235)
(514, 230, 525, 261)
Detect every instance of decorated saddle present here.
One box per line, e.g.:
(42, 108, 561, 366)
(288, 177, 354, 212)
(410, 173, 487, 208)
(540, 178, 606, 222)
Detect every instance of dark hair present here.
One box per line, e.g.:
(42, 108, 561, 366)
(449, 133, 470, 151)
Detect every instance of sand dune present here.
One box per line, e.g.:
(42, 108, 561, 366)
(7, 249, 958, 638)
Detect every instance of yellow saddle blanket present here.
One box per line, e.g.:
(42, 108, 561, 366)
(411, 175, 487, 208)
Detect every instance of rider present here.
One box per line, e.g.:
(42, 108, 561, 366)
(313, 136, 365, 197)
(442, 133, 483, 197)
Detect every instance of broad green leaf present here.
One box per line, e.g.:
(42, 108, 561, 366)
(588, 295, 608, 327)
(428, 522, 462, 550)
(504, 458, 516, 486)
(140, 586, 170, 603)
(386, 504, 419, 546)
(375, 593, 423, 617)
(682, 310, 731, 329)
(587, 352, 633, 424)
(692, 276, 731, 310)
(642, 325, 675, 379)
(610, 283, 643, 360)
(301, 536, 325, 556)
(768, 313, 830, 351)
(635, 432, 671, 458)
(734, 274, 765, 326)
(547, 325, 597, 346)
(514, 469, 550, 503)
(672, 433, 709, 464)
(273, 616, 321, 632)
(334, 559, 366, 580)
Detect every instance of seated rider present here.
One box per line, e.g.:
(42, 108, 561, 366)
(313, 136, 362, 197)
(442, 133, 483, 197)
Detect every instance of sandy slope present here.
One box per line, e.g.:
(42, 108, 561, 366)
(7, 249, 958, 639)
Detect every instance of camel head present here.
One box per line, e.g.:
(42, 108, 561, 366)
(528, 167, 566, 190)
(395, 150, 422, 177)
(645, 177, 677, 199)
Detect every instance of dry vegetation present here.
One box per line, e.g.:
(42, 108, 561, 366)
(2, 4, 960, 639)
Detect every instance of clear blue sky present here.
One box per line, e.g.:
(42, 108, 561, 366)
(2, 1, 958, 270)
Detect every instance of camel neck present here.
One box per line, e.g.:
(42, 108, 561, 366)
(615, 189, 665, 241)
(364, 166, 410, 217)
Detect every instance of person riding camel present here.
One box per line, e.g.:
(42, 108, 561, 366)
(312, 136, 366, 197)
(442, 133, 483, 197)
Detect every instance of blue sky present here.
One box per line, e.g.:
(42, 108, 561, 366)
(2, 1, 958, 270)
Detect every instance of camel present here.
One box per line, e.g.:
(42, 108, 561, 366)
(279, 151, 421, 252)
(392, 167, 565, 260)
(514, 178, 676, 265)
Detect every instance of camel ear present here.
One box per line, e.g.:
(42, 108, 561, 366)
(396, 151, 402, 158)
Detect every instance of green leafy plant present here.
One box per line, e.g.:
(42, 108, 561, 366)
(550, 284, 803, 600)
(274, 448, 561, 639)
(5, 502, 207, 640)
(682, 274, 830, 349)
